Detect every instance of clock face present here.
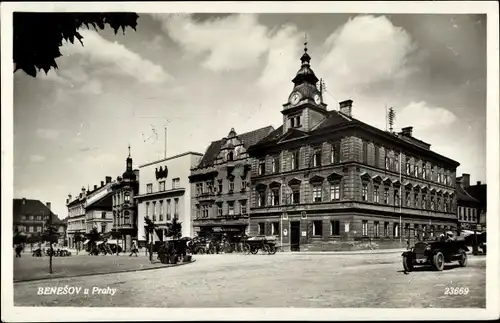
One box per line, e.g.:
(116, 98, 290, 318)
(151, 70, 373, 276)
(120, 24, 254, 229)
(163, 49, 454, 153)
(314, 94, 321, 105)
(290, 92, 300, 105)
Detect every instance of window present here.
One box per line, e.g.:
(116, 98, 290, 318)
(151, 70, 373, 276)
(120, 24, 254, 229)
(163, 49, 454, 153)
(228, 203, 234, 216)
(313, 221, 322, 236)
(404, 223, 410, 236)
(313, 148, 322, 167)
(152, 202, 156, 221)
(207, 180, 213, 193)
(124, 192, 130, 202)
(331, 220, 340, 235)
(362, 184, 368, 201)
(430, 197, 435, 210)
(444, 199, 448, 212)
(414, 165, 419, 177)
(258, 159, 266, 175)
(330, 183, 340, 201)
(101, 225, 106, 233)
(290, 115, 301, 128)
(258, 223, 265, 235)
(393, 223, 400, 237)
(101, 211, 106, 219)
(241, 201, 247, 215)
(313, 184, 322, 202)
(394, 154, 400, 172)
(271, 222, 279, 235)
(362, 220, 368, 236)
(202, 205, 209, 218)
(272, 156, 280, 173)
(36, 215, 41, 221)
(384, 222, 390, 237)
(218, 180, 223, 193)
(172, 178, 180, 189)
(292, 189, 300, 204)
(362, 141, 368, 163)
(196, 183, 203, 196)
(36, 226, 42, 233)
(258, 190, 266, 207)
(147, 183, 153, 194)
(271, 188, 280, 206)
(393, 189, 400, 206)
(383, 188, 389, 204)
(374, 221, 380, 237)
(159, 181, 165, 191)
(227, 151, 234, 161)
(385, 157, 390, 170)
(229, 179, 235, 192)
(21, 215, 26, 220)
(291, 150, 299, 170)
(196, 205, 200, 219)
(422, 163, 427, 180)
(373, 186, 379, 203)
(414, 193, 418, 208)
(146, 202, 150, 218)
(174, 199, 179, 219)
(422, 194, 427, 209)
(159, 201, 164, 221)
(241, 180, 248, 191)
(406, 161, 411, 175)
(217, 203, 223, 217)
(166, 200, 171, 220)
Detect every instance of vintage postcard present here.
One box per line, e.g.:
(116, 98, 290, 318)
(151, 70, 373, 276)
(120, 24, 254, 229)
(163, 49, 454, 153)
(1, 1, 499, 321)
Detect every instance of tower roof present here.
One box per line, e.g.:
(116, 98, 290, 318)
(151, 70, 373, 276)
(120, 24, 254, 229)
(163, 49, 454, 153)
(292, 39, 319, 85)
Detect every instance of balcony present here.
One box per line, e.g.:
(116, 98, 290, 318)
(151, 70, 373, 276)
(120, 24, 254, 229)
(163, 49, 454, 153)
(196, 191, 216, 201)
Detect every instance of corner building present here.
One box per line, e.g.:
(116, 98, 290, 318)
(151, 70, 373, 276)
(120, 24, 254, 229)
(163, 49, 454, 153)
(189, 126, 274, 239)
(247, 45, 460, 252)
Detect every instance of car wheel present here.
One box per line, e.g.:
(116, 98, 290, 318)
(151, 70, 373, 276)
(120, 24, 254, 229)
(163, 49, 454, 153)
(402, 256, 413, 272)
(433, 252, 445, 271)
(250, 247, 259, 255)
(458, 249, 468, 267)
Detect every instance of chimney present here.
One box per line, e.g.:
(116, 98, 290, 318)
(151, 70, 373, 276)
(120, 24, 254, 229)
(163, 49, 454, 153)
(339, 99, 353, 117)
(105, 176, 112, 184)
(101, 181, 105, 187)
(46, 202, 51, 210)
(477, 181, 482, 186)
(401, 126, 413, 137)
(79, 193, 83, 198)
(461, 173, 470, 188)
(94, 185, 98, 190)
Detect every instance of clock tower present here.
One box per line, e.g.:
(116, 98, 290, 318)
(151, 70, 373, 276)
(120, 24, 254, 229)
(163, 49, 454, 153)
(282, 40, 328, 133)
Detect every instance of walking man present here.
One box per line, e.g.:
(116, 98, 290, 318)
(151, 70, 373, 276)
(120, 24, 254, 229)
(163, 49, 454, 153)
(129, 241, 138, 257)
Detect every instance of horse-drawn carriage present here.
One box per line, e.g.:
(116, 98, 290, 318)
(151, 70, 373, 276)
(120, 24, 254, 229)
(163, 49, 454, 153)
(244, 236, 278, 255)
(157, 237, 192, 264)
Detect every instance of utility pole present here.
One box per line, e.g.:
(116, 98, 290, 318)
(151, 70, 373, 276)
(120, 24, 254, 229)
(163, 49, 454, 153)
(49, 214, 53, 274)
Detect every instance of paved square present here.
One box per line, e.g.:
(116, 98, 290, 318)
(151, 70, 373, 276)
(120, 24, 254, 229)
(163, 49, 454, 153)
(14, 252, 485, 307)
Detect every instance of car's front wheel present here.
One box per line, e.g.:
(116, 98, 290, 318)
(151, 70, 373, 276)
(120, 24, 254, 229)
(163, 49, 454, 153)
(458, 249, 468, 267)
(433, 252, 445, 271)
(402, 256, 413, 272)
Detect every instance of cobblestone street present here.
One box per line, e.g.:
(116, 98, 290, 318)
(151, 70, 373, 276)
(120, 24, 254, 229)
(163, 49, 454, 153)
(14, 252, 486, 308)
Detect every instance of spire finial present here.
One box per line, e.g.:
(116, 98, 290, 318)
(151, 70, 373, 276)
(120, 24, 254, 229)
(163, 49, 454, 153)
(128, 143, 131, 158)
(304, 33, 308, 52)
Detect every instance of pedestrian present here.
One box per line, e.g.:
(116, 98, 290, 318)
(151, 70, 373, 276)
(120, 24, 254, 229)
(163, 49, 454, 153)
(129, 241, 138, 257)
(15, 244, 23, 258)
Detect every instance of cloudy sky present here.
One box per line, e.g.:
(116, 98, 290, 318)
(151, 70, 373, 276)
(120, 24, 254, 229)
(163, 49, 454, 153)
(13, 13, 486, 218)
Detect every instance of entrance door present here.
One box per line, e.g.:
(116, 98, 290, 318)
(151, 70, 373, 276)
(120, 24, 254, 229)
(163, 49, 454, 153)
(290, 221, 301, 252)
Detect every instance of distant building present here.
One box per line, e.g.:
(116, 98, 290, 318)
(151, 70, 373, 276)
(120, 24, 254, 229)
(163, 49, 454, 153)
(460, 174, 487, 232)
(455, 174, 481, 232)
(111, 146, 140, 252)
(136, 152, 203, 245)
(66, 176, 114, 249)
(247, 44, 460, 251)
(189, 126, 274, 240)
(13, 198, 64, 243)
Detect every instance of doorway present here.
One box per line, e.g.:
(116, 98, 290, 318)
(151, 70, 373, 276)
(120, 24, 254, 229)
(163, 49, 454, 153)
(290, 221, 301, 252)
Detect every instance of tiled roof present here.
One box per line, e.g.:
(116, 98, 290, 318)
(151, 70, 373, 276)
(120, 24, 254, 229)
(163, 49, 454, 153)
(313, 110, 352, 131)
(465, 184, 487, 208)
(196, 125, 274, 168)
(13, 198, 63, 225)
(456, 184, 480, 203)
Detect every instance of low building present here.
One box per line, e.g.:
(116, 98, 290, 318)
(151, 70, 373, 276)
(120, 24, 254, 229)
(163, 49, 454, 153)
(136, 152, 203, 246)
(247, 44, 459, 251)
(13, 198, 64, 244)
(111, 146, 140, 252)
(461, 174, 487, 232)
(189, 126, 274, 240)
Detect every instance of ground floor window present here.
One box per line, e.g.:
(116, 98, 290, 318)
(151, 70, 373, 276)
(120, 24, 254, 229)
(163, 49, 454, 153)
(271, 222, 279, 235)
(384, 222, 390, 237)
(362, 220, 368, 236)
(374, 221, 380, 237)
(258, 223, 265, 235)
(393, 223, 400, 237)
(313, 221, 322, 236)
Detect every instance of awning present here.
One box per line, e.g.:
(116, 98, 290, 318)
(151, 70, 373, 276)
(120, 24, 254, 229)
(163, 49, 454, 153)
(83, 239, 90, 245)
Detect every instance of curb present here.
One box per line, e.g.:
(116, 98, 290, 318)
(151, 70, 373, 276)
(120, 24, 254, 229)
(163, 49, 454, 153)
(14, 259, 196, 284)
(285, 249, 406, 256)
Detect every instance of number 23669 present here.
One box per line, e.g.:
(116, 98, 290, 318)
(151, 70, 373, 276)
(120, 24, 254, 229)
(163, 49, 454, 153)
(444, 287, 469, 295)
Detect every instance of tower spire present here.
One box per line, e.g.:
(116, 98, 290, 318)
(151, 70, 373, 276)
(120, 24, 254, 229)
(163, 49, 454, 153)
(128, 143, 131, 158)
(300, 33, 311, 66)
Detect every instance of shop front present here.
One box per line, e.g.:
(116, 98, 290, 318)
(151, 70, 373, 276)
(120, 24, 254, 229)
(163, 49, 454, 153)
(195, 223, 248, 242)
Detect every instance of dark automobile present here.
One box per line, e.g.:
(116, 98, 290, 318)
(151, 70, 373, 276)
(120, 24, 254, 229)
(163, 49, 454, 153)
(402, 237, 469, 272)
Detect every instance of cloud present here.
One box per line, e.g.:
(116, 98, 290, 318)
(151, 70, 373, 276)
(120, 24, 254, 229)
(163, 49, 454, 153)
(320, 15, 417, 92)
(397, 101, 458, 129)
(153, 13, 270, 72)
(30, 155, 46, 163)
(36, 128, 60, 140)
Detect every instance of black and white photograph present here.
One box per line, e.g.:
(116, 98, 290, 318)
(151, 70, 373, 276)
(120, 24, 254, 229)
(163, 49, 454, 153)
(2, 1, 499, 321)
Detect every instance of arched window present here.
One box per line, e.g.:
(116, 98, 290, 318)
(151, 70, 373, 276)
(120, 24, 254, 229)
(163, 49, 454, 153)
(227, 151, 234, 161)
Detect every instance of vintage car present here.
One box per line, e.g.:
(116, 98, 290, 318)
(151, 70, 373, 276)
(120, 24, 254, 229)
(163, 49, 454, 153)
(402, 237, 469, 272)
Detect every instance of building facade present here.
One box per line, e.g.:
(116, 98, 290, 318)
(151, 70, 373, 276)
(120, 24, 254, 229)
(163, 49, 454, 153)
(457, 174, 485, 232)
(189, 126, 274, 239)
(247, 45, 460, 252)
(111, 147, 140, 252)
(136, 152, 203, 245)
(13, 199, 63, 242)
(66, 176, 114, 249)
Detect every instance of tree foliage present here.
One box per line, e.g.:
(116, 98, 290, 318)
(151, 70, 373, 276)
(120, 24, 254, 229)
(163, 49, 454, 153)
(14, 12, 139, 77)
(42, 218, 59, 243)
(164, 218, 183, 239)
(13, 230, 27, 245)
